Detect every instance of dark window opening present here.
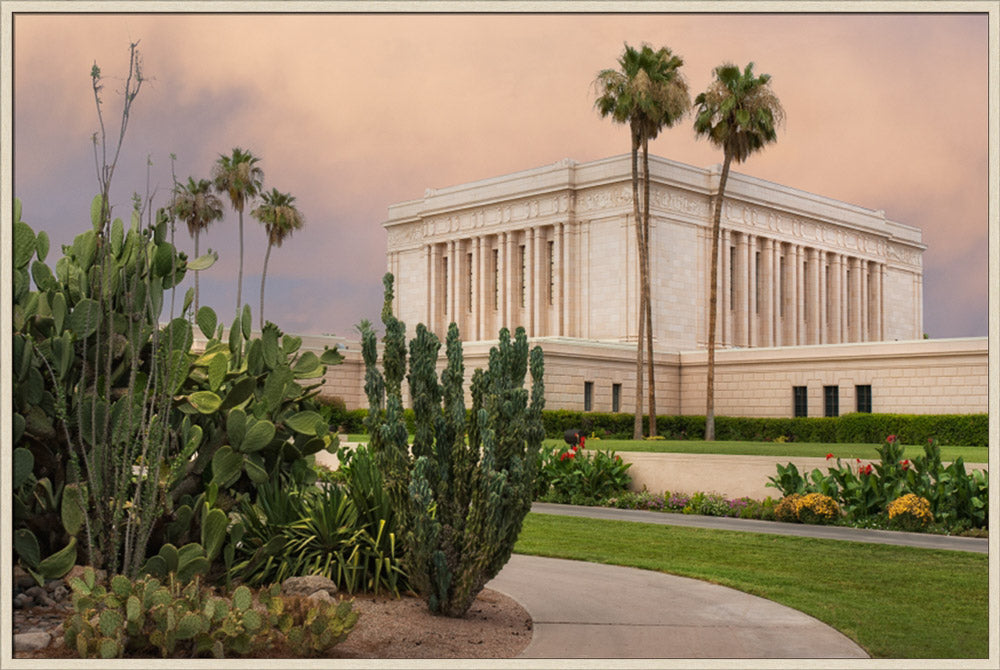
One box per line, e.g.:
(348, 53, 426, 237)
(793, 386, 808, 418)
(856, 385, 872, 413)
(824, 385, 839, 417)
(612, 383, 621, 413)
(584, 381, 594, 412)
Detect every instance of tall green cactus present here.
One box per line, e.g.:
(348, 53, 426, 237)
(362, 274, 544, 617)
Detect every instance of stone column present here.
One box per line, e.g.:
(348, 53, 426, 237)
(428, 244, 437, 334)
(818, 251, 827, 345)
(761, 237, 774, 347)
(873, 262, 883, 341)
(829, 254, 842, 344)
(747, 234, 758, 347)
(733, 232, 745, 346)
(524, 228, 534, 336)
(562, 222, 572, 337)
(553, 223, 563, 336)
(504, 231, 514, 330)
(720, 228, 731, 346)
(840, 254, 849, 343)
(764, 239, 779, 347)
(425, 244, 433, 331)
(533, 227, 544, 337)
(797, 245, 807, 346)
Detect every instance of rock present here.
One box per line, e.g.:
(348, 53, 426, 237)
(49, 584, 69, 602)
(24, 586, 48, 601)
(13, 566, 35, 590)
(13, 593, 33, 609)
(14, 631, 51, 652)
(308, 590, 335, 604)
(281, 575, 338, 598)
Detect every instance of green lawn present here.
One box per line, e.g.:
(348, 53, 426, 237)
(514, 513, 988, 659)
(346, 434, 986, 463)
(542, 438, 988, 463)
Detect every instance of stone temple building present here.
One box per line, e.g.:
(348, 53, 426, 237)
(315, 154, 985, 418)
(384, 154, 925, 349)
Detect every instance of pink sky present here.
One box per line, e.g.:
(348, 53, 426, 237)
(9, 10, 992, 339)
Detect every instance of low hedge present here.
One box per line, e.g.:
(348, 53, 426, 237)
(542, 411, 987, 447)
(316, 399, 987, 447)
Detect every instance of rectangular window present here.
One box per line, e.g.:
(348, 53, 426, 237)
(584, 381, 594, 412)
(779, 255, 785, 317)
(548, 241, 555, 306)
(612, 383, 621, 413)
(824, 385, 839, 417)
(493, 249, 499, 310)
(519, 245, 527, 309)
(755, 251, 761, 314)
(467, 252, 473, 312)
(793, 386, 808, 417)
(856, 385, 872, 413)
(729, 246, 736, 311)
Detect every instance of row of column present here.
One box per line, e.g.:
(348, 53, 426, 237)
(424, 223, 572, 341)
(716, 230, 884, 348)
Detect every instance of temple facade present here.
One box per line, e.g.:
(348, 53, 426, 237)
(383, 154, 925, 349)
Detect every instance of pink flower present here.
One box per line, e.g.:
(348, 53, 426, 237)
(826, 453, 834, 460)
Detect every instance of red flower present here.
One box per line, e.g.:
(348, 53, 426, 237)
(826, 453, 834, 460)
(559, 452, 568, 461)
(886, 435, 897, 444)
(901, 460, 910, 470)
(580, 436, 586, 449)
(860, 464, 873, 476)
(573, 444, 580, 452)
(856, 458, 862, 464)
(568, 452, 576, 459)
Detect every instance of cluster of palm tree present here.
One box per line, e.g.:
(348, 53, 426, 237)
(594, 44, 784, 441)
(169, 148, 304, 328)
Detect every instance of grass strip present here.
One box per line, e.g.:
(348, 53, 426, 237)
(514, 513, 988, 659)
(548, 438, 987, 463)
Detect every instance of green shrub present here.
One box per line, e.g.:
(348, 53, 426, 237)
(536, 444, 631, 504)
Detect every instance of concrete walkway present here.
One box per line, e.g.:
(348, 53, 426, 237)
(485, 503, 986, 659)
(488, 554, 868, 659)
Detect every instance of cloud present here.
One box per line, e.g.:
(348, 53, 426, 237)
(11, 12, 991, 338)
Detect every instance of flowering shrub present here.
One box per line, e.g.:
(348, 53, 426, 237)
(775, 494, 803, 523)
(536, 443, 631, 504)
(887, 494, 933, 531)
(794, 493, 841, 525)
(768, 435, 988, 531)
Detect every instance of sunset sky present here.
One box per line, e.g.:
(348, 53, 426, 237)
(7, 8, 993, 340)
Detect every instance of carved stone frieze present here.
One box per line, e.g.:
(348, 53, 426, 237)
(414, 193, 572, 242)
(721, 200, 902, 260)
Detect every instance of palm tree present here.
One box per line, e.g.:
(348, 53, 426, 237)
(170, 177, 224, 313)
(595, 42, 690, 439)
(252, 188, 304, 329)
(694, 62, 784, 441)
(212, 147, 264, 316)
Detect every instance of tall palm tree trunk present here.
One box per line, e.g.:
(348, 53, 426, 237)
(193, 232, 200, 314)
(260, 242, 272, 329)
(642, 138, 657, 437)
(706, 151, 733, 441)
(236, 209, 245, 315)
(630, 133, 646, 440)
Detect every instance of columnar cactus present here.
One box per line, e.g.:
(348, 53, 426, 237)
(362, 273, 544, 617)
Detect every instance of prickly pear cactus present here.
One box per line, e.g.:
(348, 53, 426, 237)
(362, 273, 544, 617)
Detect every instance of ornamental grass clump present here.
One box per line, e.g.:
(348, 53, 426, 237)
(887, 493, 934, 531)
